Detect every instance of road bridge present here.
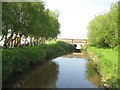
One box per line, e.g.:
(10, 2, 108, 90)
(57, 38, 89, 49)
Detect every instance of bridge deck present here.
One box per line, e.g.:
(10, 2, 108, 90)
(57, 38, 88, 45)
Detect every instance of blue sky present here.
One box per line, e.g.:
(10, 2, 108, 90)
(43, 0, 118, 39)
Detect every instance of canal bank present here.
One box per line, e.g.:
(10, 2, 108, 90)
(82, 45, 119, 88)
(2, 41, 75, 84)
(3, 53, 103, 88)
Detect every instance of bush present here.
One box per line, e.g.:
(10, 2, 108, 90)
(46, 44, 64, 58)
(26, 46, 46, 64)
(2, 41, 74, 82)
(56, 41, 75, 53)
(2, 50, 15, 81)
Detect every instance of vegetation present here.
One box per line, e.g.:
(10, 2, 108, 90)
(87, 2, 119, 48)
(84, 3, 120, 88)
(2, 2, 60, 49)
(2, 1, 75, 86)
(2, 41, 74, 83)
(86, 1, 119, 88)
(83, 45, 119, 88)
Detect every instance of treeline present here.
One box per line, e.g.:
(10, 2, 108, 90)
(87, 2, 119, 48)
(2, 2, 60, 49)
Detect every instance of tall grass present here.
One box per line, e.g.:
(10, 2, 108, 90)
(85, 46, 118, 88)
(2, 41, 74, 82)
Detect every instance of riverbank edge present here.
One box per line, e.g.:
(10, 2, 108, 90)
(2, 41, 75, 83)
(81, 45, 119, 88)
(85, 49, 111, 88)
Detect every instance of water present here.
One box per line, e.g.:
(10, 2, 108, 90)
(4, 53, 103, 88)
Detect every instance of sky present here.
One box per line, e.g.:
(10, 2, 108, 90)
(43, 0, 118, 39)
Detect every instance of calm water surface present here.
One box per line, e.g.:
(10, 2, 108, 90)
(5, 53, 103, 88)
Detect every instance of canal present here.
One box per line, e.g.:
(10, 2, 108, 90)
(4, 52, 103, 88)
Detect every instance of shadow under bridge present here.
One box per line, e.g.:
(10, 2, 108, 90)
(57, 38, 88, 52)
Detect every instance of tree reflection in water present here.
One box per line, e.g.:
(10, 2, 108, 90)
(85, 61, 103, 88)
(4, 52, 104, 88)
(11, 61, 59, 88)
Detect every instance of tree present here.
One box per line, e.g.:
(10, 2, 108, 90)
(87, 2, 119, 48)
(2, 1, 60, 48)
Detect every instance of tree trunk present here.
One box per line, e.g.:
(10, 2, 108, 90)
(36, 39, 39, 46)
(30, 36, 32, 46)
(8, 32, 14, 48)
(3, 35, 8, 49)
(24, 37, 27, 46)
(32, 38, 34, 46)
(17, 34, 22, 47)
(14, 34, 18, 47)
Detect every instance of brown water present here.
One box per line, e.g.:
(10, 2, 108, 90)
(4, 53, 103, 88)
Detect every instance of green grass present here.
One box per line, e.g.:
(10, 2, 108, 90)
(49, 40, 57, 44)
(2, 41, 75, 83)
(85, 46, 119, 88)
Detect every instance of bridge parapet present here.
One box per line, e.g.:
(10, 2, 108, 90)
(57, 38, 88, 45)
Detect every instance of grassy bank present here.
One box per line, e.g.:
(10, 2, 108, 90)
(2, 41, 74, 83)
(82, 45, 119, 88)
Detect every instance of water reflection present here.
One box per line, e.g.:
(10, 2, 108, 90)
(85, 61, 103, 88)
(8, 61, 59, 88)
(52, 57, 94, 88)
(4, 52, 103, 88)
(61, 52, 89, 59)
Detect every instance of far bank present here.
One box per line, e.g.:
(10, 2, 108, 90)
(82, 45, 119, 88)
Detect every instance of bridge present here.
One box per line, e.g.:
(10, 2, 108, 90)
(57, 38, 89, 49)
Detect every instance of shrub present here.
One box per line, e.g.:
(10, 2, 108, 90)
(2, 50, 14, 81)
(2, 41, 74, 82)
(26, 46, 46, 64)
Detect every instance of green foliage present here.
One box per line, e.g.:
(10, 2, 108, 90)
(2, 2, 60, 48)
(86, 46, 118, 88)
(57, 41, 74, 53)
(87, 2, 119, 48)
(2, 41, 74, 82)
(45, 41, 74, 59)
(2, 50, 14, 81)
(25, 46, 46, 64)
(46, 44, 64, 58)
